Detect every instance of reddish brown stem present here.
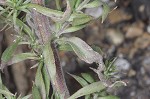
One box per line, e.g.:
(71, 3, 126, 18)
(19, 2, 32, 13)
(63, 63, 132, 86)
(51, 42, 70, 98)
(31, 0, 70, 98)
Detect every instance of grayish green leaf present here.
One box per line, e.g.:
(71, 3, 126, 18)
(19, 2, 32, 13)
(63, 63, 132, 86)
(0, 6, 4, 10)
(58, 43, 73, 51)
(72, 15, 92, 26)
(42, 66, 50, 96)
(75, 0, 82, 9)
(56, 37, 104, 70)
(6, 53, 37, 66)
(91, 45, 103, 55)
(43, 43, 56, 86)
(61, 24, 86, 34)
(101, 3, 110, 23)
(76, 0, 90, 11)
(69, 0, 77, 10)
(0, 80, 12, 99)
(13, 10, 17, 25)
(68, 81, 106, 99)
(68, 73, 88, 86)
(35, 62, 46, 99)
(22, 94, 32, 99)
(1, 39, 20, 63)
(84, 0, 103, 8)
(99, 95, 119, 99)
(0, 89, 14, 96)
(32, 84, 41, 99)
(81, 73, 95, 83)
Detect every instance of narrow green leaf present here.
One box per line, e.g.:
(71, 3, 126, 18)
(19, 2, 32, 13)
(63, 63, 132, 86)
(0, 84, 12, 99)
(72, 15, 93, 26)
(91, 45, 103, 55)
(0, 95, 3, 99)
(0, 73, 2, 84)
(101, 3, 110, 23)
(1, 13, 35, 41)
(22, 94, 32, 99)
(16, 16, 35, 41)
(23, 0, 31, 4)
(0, 73, 3, 99)
(69, 0, 77, 9)
(13, 10, 17, 25)
(32, 84, 41, 99)
(58, 43, 73, 51)
(55, 0, 61, 10)
(27, 3, 63, 18)
(42, 66, 50, 96)
(68, 81, 106, 99)
(84, 0, 103, 8)
(0, 7, 9, 16)
(16, 0, 23, 6)
(81, 73, 95, 83)
(6, 53, 37, 66)
(43, 43, 56, 86)
(76, 0, 90, 11)
(56, 37, 104, 68)
(1, 39, 20, 62)
(35, 62, 46, 99)
(27, 3, 91, 23)
(85, 95, 91, 99)
(61, 24, 86, 34)
(0, 89, 14, 96)
(6, 10, 13, 18)
(99, 95, 119, 99)
(68, 73, 88, 86)
(0, 6, 4, 10)
(75, 0, 81, 9)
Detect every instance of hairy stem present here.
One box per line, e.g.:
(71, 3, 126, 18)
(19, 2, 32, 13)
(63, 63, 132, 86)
(51, 41, 70, 98)
(31, 0, 70, 98)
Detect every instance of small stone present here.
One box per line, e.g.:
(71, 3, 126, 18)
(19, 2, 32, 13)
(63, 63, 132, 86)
(134, 33, 150, 49)
(114, 58, 131, 71)
(142, 57, 150, 73)
(106, 29, 124, 46)
(125, 21, 144, 38)
(108, 9, 132, 24)
(130, 91, 136, 96)
(128, 69, 136, 77)
(140, 67, 146, 75)
(147, 25, 150, 34)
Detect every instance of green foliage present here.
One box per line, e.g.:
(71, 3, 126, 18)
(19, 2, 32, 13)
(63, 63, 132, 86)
(0, 73, 32, 99)
(1, 38, 20, 62)
(32, 84, 41, 99)
(43, 43, 56, 84)
(0, 0, 125, 99)
(35, 62, 49, 99)
(68, 81, 106, 99)
(104, 58, 118, 79)
(68, 72, 124, 99)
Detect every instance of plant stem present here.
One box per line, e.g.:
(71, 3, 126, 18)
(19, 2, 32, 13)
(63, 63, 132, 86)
(31, 0, 70, 98)
(51, 41, 70, 98)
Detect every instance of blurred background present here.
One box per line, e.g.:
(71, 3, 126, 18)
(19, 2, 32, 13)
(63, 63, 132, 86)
(0, 0, 150, 99)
